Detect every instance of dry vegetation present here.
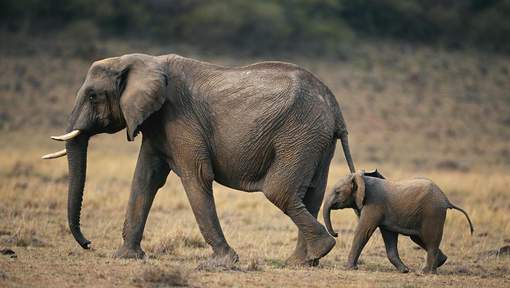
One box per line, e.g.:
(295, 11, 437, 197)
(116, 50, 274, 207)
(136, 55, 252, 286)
(1, 39, 509, 287)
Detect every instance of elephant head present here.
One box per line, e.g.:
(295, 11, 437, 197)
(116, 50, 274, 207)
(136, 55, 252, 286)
(42, 54, 168, 249)
(323, 172, 365, 237)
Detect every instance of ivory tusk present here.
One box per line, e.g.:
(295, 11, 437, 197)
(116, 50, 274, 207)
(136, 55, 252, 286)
(51, 130, 81, 141)
(41, 149, 67, 159)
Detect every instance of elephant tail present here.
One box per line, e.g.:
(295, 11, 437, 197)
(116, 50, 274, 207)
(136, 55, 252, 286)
(338, 132, 356, 173)
(448, 203, 474, 235)
(331, 96, 355, 173)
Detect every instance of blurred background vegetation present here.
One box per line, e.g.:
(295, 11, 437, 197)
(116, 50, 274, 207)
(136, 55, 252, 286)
(0, 0, 509, 170)
(1, 0, 510, 56)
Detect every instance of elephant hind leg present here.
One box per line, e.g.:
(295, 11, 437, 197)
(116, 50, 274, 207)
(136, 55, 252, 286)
(286, 146, 334, 266)
(420, 211, 446, 274)
(286, 231, 310, 266)
(181, 175, 238, 267)
(410, 235, 448, 268)
(264, 154, 335, 264)
(381, 228, 409, 273)
(286, 181, 325, 267)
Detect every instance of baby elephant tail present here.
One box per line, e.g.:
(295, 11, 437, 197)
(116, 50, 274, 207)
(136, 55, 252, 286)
(448, 203, 474, 235)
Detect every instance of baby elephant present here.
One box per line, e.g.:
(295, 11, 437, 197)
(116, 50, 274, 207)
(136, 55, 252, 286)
(323, 171, 474, 273)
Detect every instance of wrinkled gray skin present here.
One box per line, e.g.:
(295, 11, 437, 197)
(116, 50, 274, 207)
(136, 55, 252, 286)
(323, 172, 474, 273)
(56, 53, 356, 266)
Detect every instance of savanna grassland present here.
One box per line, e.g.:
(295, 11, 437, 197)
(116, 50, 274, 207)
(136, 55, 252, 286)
(1, 37, 509, 287)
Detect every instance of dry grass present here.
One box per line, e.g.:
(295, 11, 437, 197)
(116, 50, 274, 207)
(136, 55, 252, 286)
(0, 40, 509, 287)
(132, 266, 189, 287)
(0, 131, 509, 287)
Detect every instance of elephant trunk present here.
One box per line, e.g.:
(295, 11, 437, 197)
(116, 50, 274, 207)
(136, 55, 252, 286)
(66, 133, 91, 249)
(340, 133, 355, 173)
(323, 195, 338, 237)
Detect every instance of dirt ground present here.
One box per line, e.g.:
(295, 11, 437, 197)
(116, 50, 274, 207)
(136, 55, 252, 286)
(0, 39, 509, 287)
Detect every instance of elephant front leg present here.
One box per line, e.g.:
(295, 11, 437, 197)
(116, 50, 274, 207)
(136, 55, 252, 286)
(114, 141, 170, 259)
(181, 177, 238, 268)
(346, 213, 379, 270)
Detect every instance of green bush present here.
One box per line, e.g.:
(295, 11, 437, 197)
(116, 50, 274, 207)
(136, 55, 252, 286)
(1, 0, 509, 55)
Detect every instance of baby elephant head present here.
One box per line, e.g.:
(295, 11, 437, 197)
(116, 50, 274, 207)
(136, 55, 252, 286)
(323, 172, 365, 237)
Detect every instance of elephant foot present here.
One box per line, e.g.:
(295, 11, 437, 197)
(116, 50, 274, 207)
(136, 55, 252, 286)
(286, 253, 319, 267)
(344, 262, 358, 270)
(436, 252, 448, 268)
(286, 246, 312, 267)
(197, 247, 239, 271)
(421, 267, 437, 274)
(113, 245, 145, 259)
(305, 230, 336, 261)
(397, 265, 410, 273)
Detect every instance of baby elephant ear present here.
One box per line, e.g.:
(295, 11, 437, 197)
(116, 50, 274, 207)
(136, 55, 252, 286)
(118, 54, 168, 141)
(353, 172, 366, 209)
(363, 169, 385, 179)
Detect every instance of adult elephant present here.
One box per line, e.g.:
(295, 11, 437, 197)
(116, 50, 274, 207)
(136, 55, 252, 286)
(43, 54, 356, 266)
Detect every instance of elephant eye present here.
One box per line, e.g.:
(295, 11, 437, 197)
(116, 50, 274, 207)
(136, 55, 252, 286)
(88, 92, 97, 102)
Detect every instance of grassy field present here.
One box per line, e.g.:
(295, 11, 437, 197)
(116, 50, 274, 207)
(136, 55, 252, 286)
(1, 38, 509, 287)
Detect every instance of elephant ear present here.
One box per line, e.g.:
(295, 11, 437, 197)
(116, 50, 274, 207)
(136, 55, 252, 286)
(118, 54, 168, 141)
(353, 172, 366, 209)
(363, 169, 386, 179)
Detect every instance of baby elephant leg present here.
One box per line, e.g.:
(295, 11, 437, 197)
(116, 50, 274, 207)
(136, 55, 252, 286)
(424, 246, 440, 274)
(420, 214, 445, 274)
(346, 214, 379, 270)
(380, 228, 409, 273)
(410, 235, 448, 268)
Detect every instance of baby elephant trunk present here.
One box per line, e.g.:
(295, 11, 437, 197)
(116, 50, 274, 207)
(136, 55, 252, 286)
(323, 194, 338, 237)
